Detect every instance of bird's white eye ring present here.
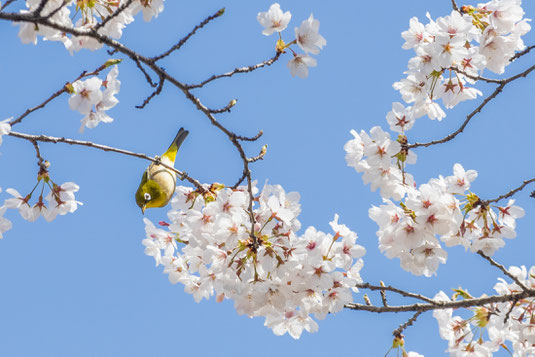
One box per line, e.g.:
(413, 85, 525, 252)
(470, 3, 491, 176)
(144, 193, 151, 201)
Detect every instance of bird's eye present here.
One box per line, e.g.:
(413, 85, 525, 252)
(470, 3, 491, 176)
(144, 193, 152, 201)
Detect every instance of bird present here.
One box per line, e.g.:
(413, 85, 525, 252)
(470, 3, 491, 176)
(135, 127, 189, 214)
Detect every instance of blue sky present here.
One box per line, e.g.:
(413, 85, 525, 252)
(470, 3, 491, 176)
(0, 0, 534, 356)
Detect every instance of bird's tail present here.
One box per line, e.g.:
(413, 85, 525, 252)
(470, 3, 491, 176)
(162, 127, 189, 163)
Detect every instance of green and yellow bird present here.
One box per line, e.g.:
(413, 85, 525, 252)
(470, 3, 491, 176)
(135, 127, 189, 214)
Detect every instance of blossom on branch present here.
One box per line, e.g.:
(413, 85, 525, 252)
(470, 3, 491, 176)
(392, 0, 531, 129)
(434, 266, 535, 355)
(3, 180, 81, 226)
(68, 66, 120, 133)
(69, 77, 103, 115)
(287, 54, 317, 78)
(143, 183, 365, 339)
(132, 0, 165, 22)
(295, 14, 326, 55)
(15, 0, 165, 52)
(257, 3, 291, 36)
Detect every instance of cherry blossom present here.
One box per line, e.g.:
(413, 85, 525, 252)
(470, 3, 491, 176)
(257, 3, 292, 36)
(69, 77, 103, 115)
(295, 14, 326, 55)
(3, 180, 81, 224)
(79, 66, 121, 132)
(287, 54, 317, 78)
(45, 182, 82, 216)
(132, 0, 165, 22)
(4, 188, 34, 221)
(386, 102, 415, 133)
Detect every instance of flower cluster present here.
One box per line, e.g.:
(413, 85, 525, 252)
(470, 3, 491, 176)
(68, 65, 120, 133)
(142, 183, 365, 338)
(370, 163, 523, 276)
(346, 128, 526, 276)
(17, 0, 165, 53)
(393, 0, 530, 127)
(344, 126, 416, 201)
(433, 265, 535, 356)
(1, 165, 81, 229)
(257, 3, 326, 78)
(345, 120, 525, 276)
(345, 0, 529, 277)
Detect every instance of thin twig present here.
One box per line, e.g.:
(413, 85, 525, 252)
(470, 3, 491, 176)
(134, 56, 157, 88)
(0, 0, 17, 11)
(231, 170, 247, 189)
(34, 0, 48, 16)
(510, 45, 535, 61)
(247, 145, 267, 163)
(451, 0, 460, 12)
(207, 100, 237, 114)
(503, 297, 520, 323)
(9, 131, 206, 192)
(393, 311, 423, 337)
(30, 139, 47, 171)
(409, 64, 535, 149)
(356, 283, 438, 305)
(136, 77, 165, 109)
(186, 52, 282, 89)
(42, 0, 67, 20)
(483, 177, 535, 205)
(236, 130, 263, 142)
(477, 251, 530, 291)
(449, 67, 502, 84)
(151, 8, 225, 62)
(10, 87, 67, 127)
(93, 0, 135, 32)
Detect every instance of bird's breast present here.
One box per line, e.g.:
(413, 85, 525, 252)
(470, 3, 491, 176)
(148, 164, 176, 201)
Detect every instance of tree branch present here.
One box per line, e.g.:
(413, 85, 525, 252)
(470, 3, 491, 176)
(42, 0, 68, 20)
(93, 0, 135, 32)
(483, 177, 535, 205)
(510, 45, 535, 61)
(30, 139, 47, 172)
(409, 64, 535, 149)
(9, 60, 116, 127)
(8, 131, 206, 192)
(0, 0, 17, 12)
(0, 9, 276, 250)
(451, 0, 460, 12)
(136, 76, 164, 109)
(393, 311, 423, 337)
(356, 282, 438, 305)
(186, 52, 282, 89)
(133, 55, 157, 87)
(151, 8, 225, 62)
(345, 289, 535, 313)
(477, 250, 530, 291)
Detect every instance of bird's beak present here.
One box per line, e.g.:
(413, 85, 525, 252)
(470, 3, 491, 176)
(141, 204, 146, 215)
